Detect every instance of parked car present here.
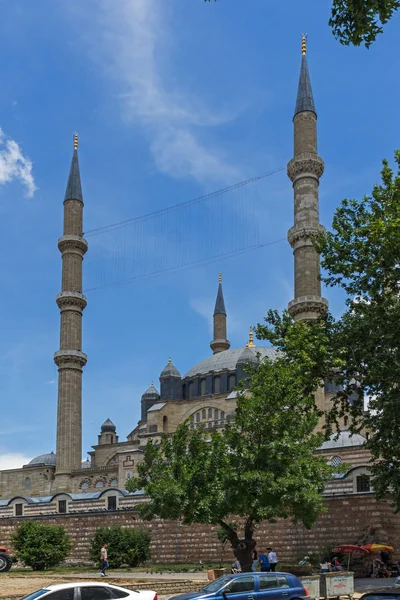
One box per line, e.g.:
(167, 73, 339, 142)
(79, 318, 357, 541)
(20, 583, 158, 600)
(171, 572, 309, 600)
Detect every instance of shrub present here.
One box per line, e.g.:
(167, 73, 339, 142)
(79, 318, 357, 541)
(12, 521, 71, 571)
(90, 526, 151, 568)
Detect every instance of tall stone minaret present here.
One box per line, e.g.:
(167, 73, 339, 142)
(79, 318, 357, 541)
(54, 134, 88, 491)
(287, 36, 328, 321)
(210, 273, 230, 354)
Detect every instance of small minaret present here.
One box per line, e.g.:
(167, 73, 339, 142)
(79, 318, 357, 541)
(54, 133, 88, 490)
(210, 273, 230, 354)
(287, 36, 328, 321)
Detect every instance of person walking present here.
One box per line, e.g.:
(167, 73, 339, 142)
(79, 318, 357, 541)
(100, 543, 109, 577)
(267, 547, 278, 572)
(251, 549, 259, 572)
(258, 551, 270, 572)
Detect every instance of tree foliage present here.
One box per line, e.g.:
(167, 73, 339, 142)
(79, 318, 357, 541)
(127, 312, 338, 571)
(90, 526, 151, 568)
(317, 150, 400, 509)
(204, 0, 399, 47)
(12, 521, 71, 571)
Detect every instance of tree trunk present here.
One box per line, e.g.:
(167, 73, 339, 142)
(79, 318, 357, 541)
(219, 519, 256, 573)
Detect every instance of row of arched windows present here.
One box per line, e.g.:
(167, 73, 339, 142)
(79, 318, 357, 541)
(182, 374, 236, 399)
(190, 408, 226, 429)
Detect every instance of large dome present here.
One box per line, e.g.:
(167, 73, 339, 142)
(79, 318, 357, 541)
(28, 452, 56, 466)
(319, 430, 366, 450)
(184, 346, 277, 378)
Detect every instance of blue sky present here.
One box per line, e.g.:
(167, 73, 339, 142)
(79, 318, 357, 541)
(0, 0, 399, 469)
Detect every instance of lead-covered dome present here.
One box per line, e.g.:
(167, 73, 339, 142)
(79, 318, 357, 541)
(28, 452, 56, 466)
(101, 418, 116, 433)
(319, 430, 366, 450)
(160, 358, 181, 378)
(184, 346, 277, 378)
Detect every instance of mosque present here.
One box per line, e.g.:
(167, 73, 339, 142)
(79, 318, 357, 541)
(0, 40, 376, 555)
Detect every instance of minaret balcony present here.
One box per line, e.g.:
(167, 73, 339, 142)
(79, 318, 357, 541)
(287, 223, 325, 250)
(288, 295, 329, 319)
(287, 153, 324, 182)
(58, 235, 88, 255)
(56, 291, 87, 311)
(54, 349, 88, 368)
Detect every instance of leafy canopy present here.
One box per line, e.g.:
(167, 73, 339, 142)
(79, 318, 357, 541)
(12, 521, 71, 571)
(127, 311, 338, 539)
(317, 150, 400, 509)
(204, 0, 400, 47)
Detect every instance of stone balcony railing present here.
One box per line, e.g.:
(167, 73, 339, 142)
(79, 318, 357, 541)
(70, 464, 118, 475)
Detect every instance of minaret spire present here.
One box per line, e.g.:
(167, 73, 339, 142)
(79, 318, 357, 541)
(54, 133, 88, 491)
(210, 273, 230, 354)
(287, 38, 328, 321)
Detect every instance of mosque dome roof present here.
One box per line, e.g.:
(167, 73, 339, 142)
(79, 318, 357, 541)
(160, 358, 181, 379)
(101, 418, 116, 432)
(81, 459, 91, 469)
(184, 346, 277, 378)
(28, 452, 56, 466)
(142, 383, 160, 398)
(319, 430, 366, 450)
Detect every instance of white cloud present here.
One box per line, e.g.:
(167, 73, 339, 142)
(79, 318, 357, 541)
(79, 0, 240, 184)
(0, 128, 36, 198)
(0, 452, 32, 470)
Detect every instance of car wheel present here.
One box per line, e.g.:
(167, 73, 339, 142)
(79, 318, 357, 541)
(0, 554, 12, 572)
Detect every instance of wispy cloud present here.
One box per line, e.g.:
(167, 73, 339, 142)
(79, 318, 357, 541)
(0, 128, 36, 198)
(77, 0, 240, 184)
(0, 452, 32, 470)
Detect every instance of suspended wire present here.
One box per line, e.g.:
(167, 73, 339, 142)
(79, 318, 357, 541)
(84, 166, 286, 237)
(83, 166, 288, 292)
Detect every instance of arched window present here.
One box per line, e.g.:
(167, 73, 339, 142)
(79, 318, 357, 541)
(202, 409, 206, 420)
(196, 412, 201, 423)
(125, 472, 132, 481)
(200, 379, 206, 396)
(214, 409, 219, 421)
(96, 480, 105, 489)
(208, 407, 213, 419)
(344, 416, 349, 427)
(182, 384, 186, 399)
(213, 376, 221, 394)
(228, 374, 236, 391)
(366, 431, 370, 440)
(220, 411, 225, 422)
(80, 480, 89, 490)
(110, 479, 118, 487)
(163, 415, 168, 432)
(188, 382, 194, 398)
(331, 456, 342, 468)
(25, 477, 31, 492)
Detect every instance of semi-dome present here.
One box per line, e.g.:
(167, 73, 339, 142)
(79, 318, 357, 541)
(319, 430, 366, 450)
(184, 346, 277, 378)
(142, 383, 160, 398)
(160, 358, 181, 379)
(101, 418, 116, 432)
(28, 452, 56, 466)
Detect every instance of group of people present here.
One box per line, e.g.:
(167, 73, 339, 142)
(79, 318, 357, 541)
(371, 550, 400, 578)
(231, 548, 279, 573)
(319, 557, 343, 573)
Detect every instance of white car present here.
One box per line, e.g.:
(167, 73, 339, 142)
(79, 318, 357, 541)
(21, 582, 158, 600)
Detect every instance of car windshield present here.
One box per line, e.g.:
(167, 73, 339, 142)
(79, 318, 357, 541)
(202, 576, 232, 593)
(20, 589, 51, 600)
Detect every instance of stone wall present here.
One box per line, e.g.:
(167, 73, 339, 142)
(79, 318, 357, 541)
(0, 493, 398, 565)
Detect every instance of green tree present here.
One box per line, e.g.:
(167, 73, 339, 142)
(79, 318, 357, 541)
(12, 521, 71, 571)
(204, 0, 399, 47)
(317, 150, 400, 510)
(127, 312, 338, 571)
(90, 526, 151, 568)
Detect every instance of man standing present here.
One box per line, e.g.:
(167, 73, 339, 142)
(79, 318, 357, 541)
(267, 547, 278, 572)
(100, 543, 109, 577)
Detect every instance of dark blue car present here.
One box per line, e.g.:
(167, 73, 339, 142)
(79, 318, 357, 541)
(171, 572, 309, 600)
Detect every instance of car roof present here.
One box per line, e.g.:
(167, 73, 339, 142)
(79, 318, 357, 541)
(42, 583, 133, 591)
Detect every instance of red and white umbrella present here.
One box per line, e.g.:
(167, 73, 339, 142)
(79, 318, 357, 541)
(332, 545, 368, 570)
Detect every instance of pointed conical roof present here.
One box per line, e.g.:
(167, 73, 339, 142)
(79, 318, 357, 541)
(294, 54, 316, 117)
(142, 382, 160, 398)
(101, 418, 116, 432)
(65, 137, 83, 202)
(160, 358, 181, 379)
(214, 282, 227, 316)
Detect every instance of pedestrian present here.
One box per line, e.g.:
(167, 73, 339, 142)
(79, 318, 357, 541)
(320, 558, 332, 573)
(251, 549, 259, 572)
(232, 558, 241, 573)
(258, 551, 270, 572)
(100, 543, 109, 577)
(331, 557, 343, 572)
(267, 547, 279, 572)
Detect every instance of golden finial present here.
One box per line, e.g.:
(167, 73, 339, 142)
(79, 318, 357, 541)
(218, 272, 222, 283)
(73, 132, 78, 150)
(248, 325, 255, 347)
(168, 357, 172, 363)
(301, 34, 307, 56)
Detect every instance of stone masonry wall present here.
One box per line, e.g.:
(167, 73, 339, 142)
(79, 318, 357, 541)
(1, 494, 399, 566)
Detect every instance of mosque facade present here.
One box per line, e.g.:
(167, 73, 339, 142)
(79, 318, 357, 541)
(0, 41, 375, 548)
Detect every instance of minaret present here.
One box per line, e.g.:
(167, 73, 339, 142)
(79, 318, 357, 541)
(54, 133, 88, 490)
(210, 273, 230, 354)
(287, 36, 328, 321)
